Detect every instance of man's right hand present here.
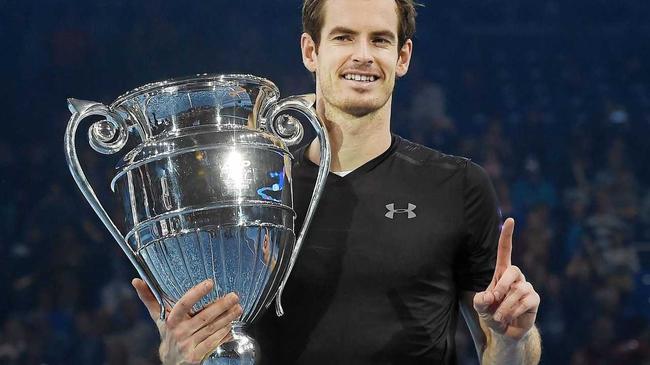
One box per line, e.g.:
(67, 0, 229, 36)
(132, 278, 243, 365)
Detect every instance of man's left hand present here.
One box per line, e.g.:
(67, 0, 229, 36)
(473, 218, 540, 341)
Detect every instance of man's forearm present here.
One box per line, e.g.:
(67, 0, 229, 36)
(481, 325, 541, 365)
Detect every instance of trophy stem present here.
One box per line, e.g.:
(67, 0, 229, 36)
(203, 321, 259, 365)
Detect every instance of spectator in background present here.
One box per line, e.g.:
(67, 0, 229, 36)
(407, 81, 457, 150)
(595, 138, 641, 225)
(0, 318, 28, 364)
(562, 188, 590, 266)
(583, 188, 639, 293)
(512, 155, 558, 222)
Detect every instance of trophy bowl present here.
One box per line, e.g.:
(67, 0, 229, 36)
(64, 74, 330, 364)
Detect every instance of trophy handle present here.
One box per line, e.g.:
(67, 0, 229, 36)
(264, 95, 331, 316)
(64, 98, 167, 320)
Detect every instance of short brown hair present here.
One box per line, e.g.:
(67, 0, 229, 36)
(302, 0, 420, 50)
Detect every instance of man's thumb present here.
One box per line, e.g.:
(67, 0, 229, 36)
(131, 278, 161, 321)
(473, 291, 496, 314)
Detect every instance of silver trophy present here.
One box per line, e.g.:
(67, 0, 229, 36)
(64, 74, 330, 364)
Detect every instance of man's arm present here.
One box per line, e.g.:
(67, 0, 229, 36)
(460, 291, 541, 365)
(458, 218, 542, 365)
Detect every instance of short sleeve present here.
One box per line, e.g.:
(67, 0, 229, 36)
(455, 161, 502, 292)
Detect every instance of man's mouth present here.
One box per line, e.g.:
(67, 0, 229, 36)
(341, 73, 378, 83)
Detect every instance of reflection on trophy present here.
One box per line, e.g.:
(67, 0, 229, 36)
(64, 74, 330, 364)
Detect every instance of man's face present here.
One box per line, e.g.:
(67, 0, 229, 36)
(302, 0, 412, 117)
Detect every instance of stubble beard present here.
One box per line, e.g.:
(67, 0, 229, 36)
(319, 76, 394, 118)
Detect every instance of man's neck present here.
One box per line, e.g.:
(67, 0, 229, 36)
(306, 96, 393, 172)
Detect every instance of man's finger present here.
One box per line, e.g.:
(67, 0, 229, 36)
(493, 281, 530, 322)
(495, 218, 515, 273)
(191, 302, 243, 344)
(473, 291, 496, 314)
(167, 279, 214, 328)
(507, 293, 540, 323)
(187, 292, 240, 334)
(492, 265, 525, 302)
(132, 278, 161, 321)
(193, 324, 233, 362)
(486, 277, 497, 292)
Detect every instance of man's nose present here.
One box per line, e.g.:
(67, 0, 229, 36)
(352, 40, 373, 64)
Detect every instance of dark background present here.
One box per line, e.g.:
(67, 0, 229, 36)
(1, 0, 650, 364)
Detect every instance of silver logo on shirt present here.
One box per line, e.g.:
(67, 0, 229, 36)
(385, 203, 417, 219)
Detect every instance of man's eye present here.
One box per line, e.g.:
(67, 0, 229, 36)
(373, 38, 390, 44)
(334, 35, 352, 41)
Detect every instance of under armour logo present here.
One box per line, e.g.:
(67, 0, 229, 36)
(385, 203, 417, 219)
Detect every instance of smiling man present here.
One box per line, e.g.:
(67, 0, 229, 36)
(133, 0, 542, 364)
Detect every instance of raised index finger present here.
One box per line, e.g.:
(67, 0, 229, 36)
(495, 218, 515, 273)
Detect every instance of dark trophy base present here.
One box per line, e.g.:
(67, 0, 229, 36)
(204, 323, 259, 365)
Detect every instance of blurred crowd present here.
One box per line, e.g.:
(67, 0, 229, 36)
(1, 1, 649, 364)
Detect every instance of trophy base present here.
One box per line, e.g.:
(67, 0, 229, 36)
(203, 322, 259, 365)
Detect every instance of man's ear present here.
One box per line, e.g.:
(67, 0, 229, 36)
(301, 32, 318, 73)
(395, 39, 413, 78)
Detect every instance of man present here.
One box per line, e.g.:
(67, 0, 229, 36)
(132, 0, 542, 363)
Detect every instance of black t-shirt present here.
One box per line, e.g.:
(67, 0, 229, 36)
(253, 134, 501, 364)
